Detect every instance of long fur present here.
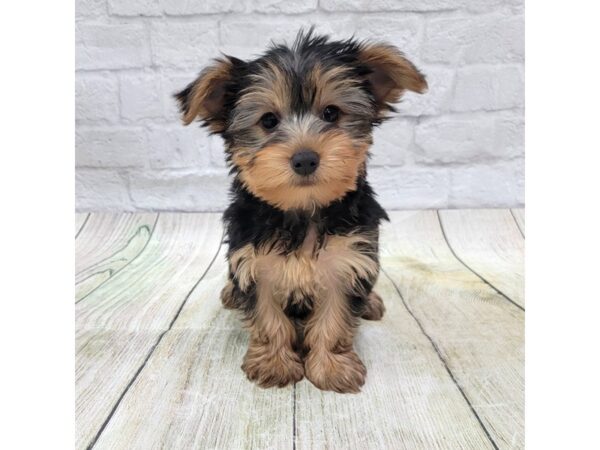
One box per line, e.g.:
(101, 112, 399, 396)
(176, 29, 426, 393)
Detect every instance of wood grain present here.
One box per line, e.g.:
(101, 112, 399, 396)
(380, 211, 524, 449)
(75, 213, 89, 238)
(439, 209, 524, 308)
(75, 213, 223, 449)
(511, 209, 525, 237)
(75, 213, 157, 280)
(76, 329, 161, 450)
(93, 246, 295, 450)
(76, 213, 221, 331)
(295, 272, 494, 450)
(75, 213, 158, 301)
(75, 211, 524, 450)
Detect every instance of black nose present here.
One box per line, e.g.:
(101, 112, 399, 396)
(291, 150, 320, 176)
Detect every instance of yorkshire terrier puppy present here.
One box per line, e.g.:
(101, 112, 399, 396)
(176, 30, 426, 393)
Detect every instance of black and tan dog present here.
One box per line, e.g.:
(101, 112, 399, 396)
(176, 30, 426, 393)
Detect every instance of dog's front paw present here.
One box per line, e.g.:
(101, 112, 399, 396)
(305, 349, 366, 393)
(361, 291, 385, 321)
(242, 347, 304, 388)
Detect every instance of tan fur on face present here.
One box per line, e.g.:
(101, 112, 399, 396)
(230, 232, 379, 392)
(234, 130, 369, 211)
(227, 59, 377, 212)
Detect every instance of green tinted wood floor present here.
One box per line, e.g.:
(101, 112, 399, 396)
(75, 209, 525, 450)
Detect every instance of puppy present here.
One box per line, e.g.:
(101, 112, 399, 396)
(176, 30, 426, 393)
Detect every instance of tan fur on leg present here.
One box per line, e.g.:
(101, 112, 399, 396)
(220, 281, 236, 310)
(303, 234, 378, 393)
(242, 336, 304, 388)
(242, 283, 304, 387)
(236, 252, 304, 388)
(303, 287, 366, 393)
(361, 291, 385, 321)
(230, 233, 378, 392)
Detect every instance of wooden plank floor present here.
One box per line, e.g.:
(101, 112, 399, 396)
(75, 209, 525, 450)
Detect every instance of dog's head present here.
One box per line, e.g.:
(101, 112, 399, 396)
(176, 30, 426, 211)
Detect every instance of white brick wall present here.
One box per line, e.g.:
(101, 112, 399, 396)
(76, 0, 524, 211)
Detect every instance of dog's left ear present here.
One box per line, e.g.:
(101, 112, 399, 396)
(175, 56, 241, 133)
(358, 43, 427, 112)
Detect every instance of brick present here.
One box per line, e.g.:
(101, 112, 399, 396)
(150, 21, 219, 69)
(463, 0, 524, 13)
(76, 127, 147, 167)
(423, 14, 524, 65)
(74, 0, 525, 211)
(76, 22, 151, 70)
(119, 73, 164, 120)
(209, 136, 228, 168)
(320, 0, 523, 13)
(321, 0, 464, 12)
(449, 160, 524, 208)
(352, 15, 421, 58)
(160, 72, 199, 121)
(219, 16, 313, 58)
(161, 0, 243, 15)
(313, 16, 363, 41)
(244, 0, 317, 14)
(218, 18, 361, 60)
(414, 115, 495, 164)
(128, 169, 230, 211)
(368, 166, 450, 209)
(146, 125, 211, 169)
(400, 67, 454, 116)
(493, 113, 524, 160)
(108, 0, 161, 16)
(370, 119, 414, 166)
(76, 74, 119, 123)
(76, 169, 132, 210)
(220, 16, 421, 59)
(76, 0, 106, 18)
(452, 65, 523, 112)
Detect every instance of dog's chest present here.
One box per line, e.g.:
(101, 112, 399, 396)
(277, 224, 321, 296)
(230, 225, 378, 305)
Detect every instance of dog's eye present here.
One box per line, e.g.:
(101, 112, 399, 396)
(260, 112, 279, 130)
(322, 105, 340, 123)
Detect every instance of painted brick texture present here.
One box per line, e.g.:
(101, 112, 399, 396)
(76, 0, 524, 211)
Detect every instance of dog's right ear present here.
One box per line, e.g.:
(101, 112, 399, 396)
(175, 56, 241, 133)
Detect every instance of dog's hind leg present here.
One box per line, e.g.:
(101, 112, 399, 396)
(220, 280, 236, 309)
(361, 291, 385, 321)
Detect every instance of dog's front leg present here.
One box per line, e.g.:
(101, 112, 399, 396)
(303, 284, 366, 393)
(302, 234, 382, 393)
(227, 245, 304, 387)
(241, 280, 304, 388)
